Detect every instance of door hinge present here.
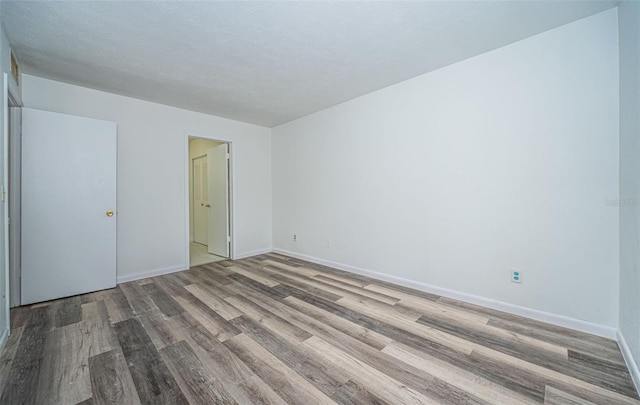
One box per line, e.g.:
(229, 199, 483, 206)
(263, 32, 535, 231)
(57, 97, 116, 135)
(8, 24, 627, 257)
(0, 185, 4, 202)
(226, 153, 230, 160)
(227, 235, 231, 242)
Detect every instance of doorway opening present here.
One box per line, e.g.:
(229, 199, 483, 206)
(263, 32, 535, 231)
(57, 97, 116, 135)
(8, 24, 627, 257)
(188, 137, 232, 267)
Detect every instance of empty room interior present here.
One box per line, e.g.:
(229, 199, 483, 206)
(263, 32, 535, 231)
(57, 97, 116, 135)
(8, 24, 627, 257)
(0, 0, 638, 404)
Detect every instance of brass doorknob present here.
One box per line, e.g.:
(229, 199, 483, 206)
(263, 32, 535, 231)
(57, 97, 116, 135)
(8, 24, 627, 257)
(205, 204, 211, 208)
(106, 210, 114, 217)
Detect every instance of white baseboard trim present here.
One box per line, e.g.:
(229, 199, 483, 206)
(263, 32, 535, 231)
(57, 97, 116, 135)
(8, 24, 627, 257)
(235, 248, 272, 260)
(0, 327, 9, 354)
(117, 264, 188, 284)
(272, 248, 617, 340)
(618, 330, 640, 396)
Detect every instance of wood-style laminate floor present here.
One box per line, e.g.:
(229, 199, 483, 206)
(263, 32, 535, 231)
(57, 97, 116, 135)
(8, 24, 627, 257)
(1, 253, 638, 404)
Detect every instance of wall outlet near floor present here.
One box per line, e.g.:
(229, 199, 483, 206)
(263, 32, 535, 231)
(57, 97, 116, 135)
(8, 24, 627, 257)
(511, 269, 522, 283)
(293, 234, 297, 242)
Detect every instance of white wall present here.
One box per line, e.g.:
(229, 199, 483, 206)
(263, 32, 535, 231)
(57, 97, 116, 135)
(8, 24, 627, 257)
(272, 10, 620, 329)
(188, 138, 221, 242)
(618, 0, 640, 391)
(22, 75, 272, 280)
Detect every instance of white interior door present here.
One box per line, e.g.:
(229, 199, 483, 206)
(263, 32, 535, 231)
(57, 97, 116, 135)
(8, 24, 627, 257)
(21, 108, 117, 305)
(207, 144, 229, 257)
(192, 156, 208, 245)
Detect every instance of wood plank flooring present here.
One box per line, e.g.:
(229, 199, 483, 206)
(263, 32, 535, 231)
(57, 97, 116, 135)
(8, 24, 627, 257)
(1, 252, 639, 404)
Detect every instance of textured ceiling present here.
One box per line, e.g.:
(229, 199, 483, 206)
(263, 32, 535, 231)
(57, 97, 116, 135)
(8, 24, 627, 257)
(2, 1, 618, 127)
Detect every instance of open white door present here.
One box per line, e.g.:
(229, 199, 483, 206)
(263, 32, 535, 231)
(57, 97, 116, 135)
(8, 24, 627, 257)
(21, 109, 117, 305)
(207, 144, 229, 257)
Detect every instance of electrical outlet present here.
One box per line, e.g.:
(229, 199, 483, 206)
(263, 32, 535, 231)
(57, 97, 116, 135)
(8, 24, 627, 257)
(511, 269, 522, 284)
(293, 234, 297, 242)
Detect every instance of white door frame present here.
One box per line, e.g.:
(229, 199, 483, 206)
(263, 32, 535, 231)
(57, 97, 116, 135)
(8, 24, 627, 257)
(184, 134, 235, 265)
(1, 74, 9, 337)
(1, 75, 23, 348)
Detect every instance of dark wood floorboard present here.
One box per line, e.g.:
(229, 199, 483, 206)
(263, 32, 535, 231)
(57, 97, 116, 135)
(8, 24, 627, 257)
(160, 341, 237, 404)
(113, 318, 186, 405)
(1, 253, 638, 404)
(0, 325, 47, 405)
(88, 348, 141, 405)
